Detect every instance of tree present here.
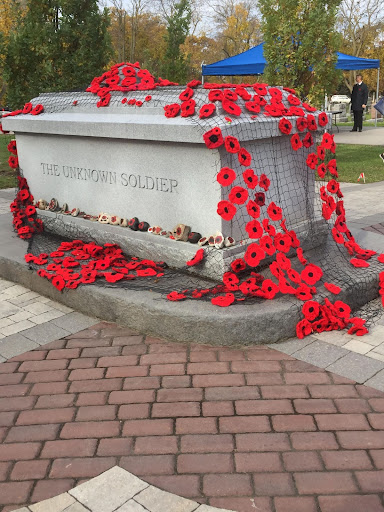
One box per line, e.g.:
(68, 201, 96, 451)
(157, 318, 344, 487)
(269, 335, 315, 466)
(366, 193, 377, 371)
(4, 0, 112, 108)
(181, 33, 221, 79)
(259, 0, 342, 106)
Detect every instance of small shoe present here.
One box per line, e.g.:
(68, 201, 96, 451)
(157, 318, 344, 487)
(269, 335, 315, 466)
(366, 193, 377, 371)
(198, 237, 208, 246)
(173, 224, 191, 241)
(98, 213, 110, 223)
(60, 203, 68, 213)
(120, 218, 128, 227)
(138, 221, 149, 232)
(128, 217, 139, 230)
(37, 199, 47, 210)
(188, 232, 201, 244)
(214, 233, 224, 249)
(71, 208, 80, 217)
(109, 215, 121, 226)
(48, 198, 59, 211)
(224, 236, 236, 247)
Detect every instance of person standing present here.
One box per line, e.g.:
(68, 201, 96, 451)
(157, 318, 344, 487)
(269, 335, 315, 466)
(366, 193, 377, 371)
(351, 74, 369, 132)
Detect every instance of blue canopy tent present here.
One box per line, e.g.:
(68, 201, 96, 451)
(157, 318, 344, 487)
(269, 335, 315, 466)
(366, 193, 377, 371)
(202, 42, 381, 123)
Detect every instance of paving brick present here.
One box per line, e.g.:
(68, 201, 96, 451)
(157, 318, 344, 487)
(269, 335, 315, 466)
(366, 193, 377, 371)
(283, 360, 324, 372)
(220, 416, 270, 433)
(217, 349, 246, 361)
(161, 376, 191, 388)
(122, 376, 160, 390)
(246, 372, 284, 385)
(81, 347, 121, 358)
(202, 401, 234, 417)
(0, 442, 41, 461)
(17, 407, 75, 426)
(192, 374, 245, 388)
(355, 470, 384, 492)
(0, 461, 10, 481)
(69, 368, 105, 380)
(205, 386, 259, 401)
(290, 432, 339, 450)
(318, 495, 384, 512)
(24, 370, 69, 383)
(70, 378, 123, 393)
(253, 473, 295, 496)
(235, 452, 283, 472)
(112, 335, 144, 346)
(334, 398, 371, 413)
(8, 352, 45, 364)
(260, 385, 309, 399)
(231, 361, 282, 373)
(247, 348, 293, 360)
(294, 399, 337, 414)
(274, 497, 317, 512)
(236, 433, 290, 452)
(120, 455, 175, 475)
(68, 357, 98, 369)
(295, 471, 357, 494)
(0, 362, 21, 373)
(97, 355, 138, 367)
(0, 373, 24, 385)
(109, 390, 155, 404)
(36, 339, 67, 349)
(76, 392, 108, 406)
(309, 385, 359, 398)
(122, 419, 173, 436)
(187, 362, 229, 374)
(157, 388, 203, 402)
(189, 351, 217, 362)
(76, 405, 117, 421)
(46, 348, 81, 360)
(66, 338, 111, 349)
(316, 413, 370, 431)
(0, 411, 17, 427)
(35, 394, 76, 409)
(284, 372, 331, 384)
(178, 453, 233, 473)
(30, 381, 69, 395)
(203, 474, 253, 497)
(49, 456, 116, 478)
(152, 402, 200, 417)
(144, 475, 201, 498)
(180, 434, 234, 453)
(31, 478, 75, 503)
(367, 413, 384, 429)
(141, 352, 187, 365)
(18, 359, 69, 372)
(10, 460, 49, 480)
(0, 427, 6, 442)
(150, 364, 186, 376)
(356, 385, 384, 398)
(0, 481, 33, 505)
(209, 497, 272, 512)
(0, 396, 36, 412)
(97, 438, 133, 456)
(40, 439, 97, 458)
(60, 421, 120, 439)
(321, 450, 372, 470)
(282, 451, 323, 471)
(176, 417, 217, 434)
(101, 327, 139, 338)
(370, 449, 384, 469)
(106, 366, 149, 378)
(5, 424, 60, 443)
(337, 431, 384, 449)
(0, 384, 30, 397)
(369, 398, 384, 411)
(272, 415, 316, 432)
(134, 435, 178, 454)
(118, 404, 150, 419)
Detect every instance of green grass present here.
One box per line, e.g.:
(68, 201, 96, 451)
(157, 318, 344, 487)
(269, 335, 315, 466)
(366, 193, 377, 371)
(336, 144, 384, 183)
(0, 134, 17, 189)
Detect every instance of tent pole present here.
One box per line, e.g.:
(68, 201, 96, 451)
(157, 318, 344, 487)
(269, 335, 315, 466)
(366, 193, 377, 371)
(375, 67, 380, 127)
(201, 61, 205, 85)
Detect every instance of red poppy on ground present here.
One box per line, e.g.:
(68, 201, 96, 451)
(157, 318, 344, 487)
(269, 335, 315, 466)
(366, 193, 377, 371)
(267, 202, 282, 221)
(224, 116, 232, 123)
(333, 300, 351, 319)
(222, 90, 237, 101)
(8, 156, 18, 168)
(254, 192, 265, 206)
(287, 94, 301, 106)
(31, 104, 44, 115)
(244, 243, 265, 267)
(295, 284, 314, 301)
(239, 277, 259, 295)
(52, 275, 65, 291)
(318, 112, 329, 126)
(262, 218, 276, 236)
(179, 87, 194, 101)
(296, 117, 307, 132)
(22, 102, 33, 114)
(287, 106, 305, 116)
(245, 101, 261, 113)
(231, 258, 246, 273)
(229, 186, 248, 205)
(317, 145, 325, 160)
(302, 300, 320, 321)
(199, 103, 216, 119)
(223, 272, 239, 291)
(335, 215, 348, 234)
(301, 263, 323, 285)
(208, 90, 223, 102)
(164, 103, 180, 118)
(297, 247, 307, 265)
(217, 167, 236, 186)
(135, 100, 143, 107)
(268, 87, 283, 101)
(296, 318, 312, 339)
(287, 267, 301, 283)
(327, 179, 340, 195)
(290, 133, 302, 151)
(324, 282, 341, 294)
(302, 132, 314, 148)
(25, 205, 36, 216)
(317, 163, 326, 179)
(302, 102, 317, 112)
(332, 228, 345, 244)
(224, 136, 241, 153)
(350, 258, 370, 268)
(259, 174, 270, 191)
(259, 235, 275, 256)
(243, 168, 258, 189)
(322, 132, 334, 149)
(378, 254, 384, 263)
(7, 140, 17, 155)
(260, 279, 279, 299)
(336, 201, 345, 217)
(238, 148, 252, 166)
(306, 153, 318, 170)
(186, 249, 205, 267)
(306, 114, 317, 131)
(264, 104, 284, 117)
(103, 272, 125, 283)
(253, 83, 268, 95)
(269, 262, 284, 280)
(203, 127, 224, 149)
(278, 118, 293, 135)
(246, 199, 260, 218)
(167, 291, 187, 301)
(276, 252, 291, 270)
(187, 79, 201, 88)
(217, 200, 237, 221)
(181, 99, 196, 117)
(222, 99, 242, 116)
(274, 233, 292, 253)
(235, 87, 252, 100)
(327, 159, 338, 177)
(211, 293, 235, 307)
(246, 219, 263, 239)
(145, 95, 152, 102)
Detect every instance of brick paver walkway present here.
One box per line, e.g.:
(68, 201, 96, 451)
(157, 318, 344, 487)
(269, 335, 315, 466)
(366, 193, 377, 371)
(1, 323, 384, 512)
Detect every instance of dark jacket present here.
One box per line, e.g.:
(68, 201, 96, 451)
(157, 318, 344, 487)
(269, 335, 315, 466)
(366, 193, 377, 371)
(351, 82, 369, 111)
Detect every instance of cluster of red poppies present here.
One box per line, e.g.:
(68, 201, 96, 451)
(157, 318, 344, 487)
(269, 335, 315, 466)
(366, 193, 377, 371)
(25, 240, 167, 291)
(0, 103, 44, 134)
(86, 62, 179, 108)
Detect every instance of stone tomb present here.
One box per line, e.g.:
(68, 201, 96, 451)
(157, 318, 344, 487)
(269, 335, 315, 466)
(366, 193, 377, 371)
(2, 87, 330, 279)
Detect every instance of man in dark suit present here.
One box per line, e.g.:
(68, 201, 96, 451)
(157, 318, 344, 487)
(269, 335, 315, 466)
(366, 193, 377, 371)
(351, 74, 369, 132)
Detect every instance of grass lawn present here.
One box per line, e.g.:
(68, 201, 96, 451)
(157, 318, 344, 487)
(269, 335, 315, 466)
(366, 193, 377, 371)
(0, 134, 17, 189)
(335, 144, 384, 183)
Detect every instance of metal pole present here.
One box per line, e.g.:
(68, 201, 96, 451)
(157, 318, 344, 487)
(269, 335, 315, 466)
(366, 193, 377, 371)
(201, 62, 205, 85)
(375, 67, 380, 127)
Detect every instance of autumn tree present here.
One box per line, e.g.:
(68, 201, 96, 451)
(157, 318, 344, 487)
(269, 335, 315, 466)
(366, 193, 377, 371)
(5, 0, 112, 108)
(259, 0, 342, 106)
(181, 33, 221, 79)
